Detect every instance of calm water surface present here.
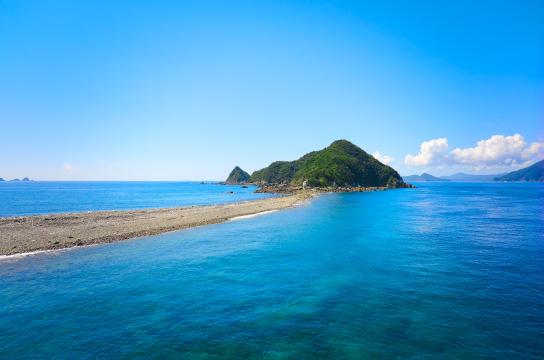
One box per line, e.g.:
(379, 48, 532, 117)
(0, 181, 271, 217)
(0, 183, 543, 359)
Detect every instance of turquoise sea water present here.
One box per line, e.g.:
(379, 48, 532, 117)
(1, 183, 543, 359)
(0, 181, 271, 217)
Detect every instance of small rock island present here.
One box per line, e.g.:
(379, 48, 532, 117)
(5, 177, 32, 182)
(225, 166, 251, 184)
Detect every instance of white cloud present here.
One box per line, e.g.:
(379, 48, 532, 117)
(451, 134, 544, 169)
(404, 138, 449, 167)
(63, 164, 74, 172)
(521, 141, 544, 161)
(372, 151, 394, 165)
(405, 134, 544, 170)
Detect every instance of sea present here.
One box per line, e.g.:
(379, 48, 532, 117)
(0, 181, 272, 217)
(0, 182, 543, 359)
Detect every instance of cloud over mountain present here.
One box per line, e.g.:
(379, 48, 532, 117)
(404, 138, 449, 166)
(405, 134, 543, 170)
(451, 134, 543, 169)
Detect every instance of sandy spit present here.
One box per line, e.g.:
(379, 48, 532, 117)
(0, 191, 317, 256)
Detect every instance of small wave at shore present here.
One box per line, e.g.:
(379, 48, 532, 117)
(0, 243, 101, 261)
(0, 249, 63, 261)
(229, 210, 279, 221)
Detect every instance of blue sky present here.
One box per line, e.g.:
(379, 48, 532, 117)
(1, 0, 542, 180)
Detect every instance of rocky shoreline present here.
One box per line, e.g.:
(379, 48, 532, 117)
(254, 183, 415, 194)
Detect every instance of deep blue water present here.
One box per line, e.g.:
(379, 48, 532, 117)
(1, 183, 543, 359)
(0, 181, 271, 217)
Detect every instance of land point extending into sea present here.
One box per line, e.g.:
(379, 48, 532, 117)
(0, 184, 412, 257)
(1, 140, 413, 257)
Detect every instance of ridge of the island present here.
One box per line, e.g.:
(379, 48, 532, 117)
(494, 159, 544, 182)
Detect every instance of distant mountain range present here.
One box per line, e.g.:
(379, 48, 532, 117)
(495, 160, 544, 182)
(439, 173, 504, 182)
(403, 173, 448, 182)
(403, 159, 543, 183)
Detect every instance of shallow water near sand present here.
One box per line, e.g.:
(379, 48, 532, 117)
(0, 181, 271, 217)
(0, 183, 543, 359)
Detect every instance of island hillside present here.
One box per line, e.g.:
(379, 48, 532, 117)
(495, 160, 544, 182)
(250, 140, 407, 188)
(225, 166, 250, 184)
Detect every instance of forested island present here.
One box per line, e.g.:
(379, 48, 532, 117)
(226, 140, 410, 192)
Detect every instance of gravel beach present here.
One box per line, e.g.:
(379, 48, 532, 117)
(0, 191, 316, 256)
